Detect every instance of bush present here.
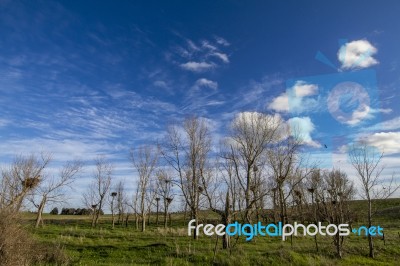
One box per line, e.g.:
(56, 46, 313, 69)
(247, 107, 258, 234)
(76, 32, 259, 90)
(75, 208, 92, 215)
(60, 208, 76, 215)
(0, 210, 69, 265)
(50, 207, 59, 215)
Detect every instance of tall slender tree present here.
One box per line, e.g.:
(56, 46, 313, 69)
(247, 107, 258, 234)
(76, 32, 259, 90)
(130, 146, 159, 232)
(83, 156, 113, 228)
(348, 142, 399, 258)
(161, 117, 212, 239)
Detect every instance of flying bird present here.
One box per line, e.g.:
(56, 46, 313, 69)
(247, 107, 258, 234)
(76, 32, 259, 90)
(324, 144, 328, 149)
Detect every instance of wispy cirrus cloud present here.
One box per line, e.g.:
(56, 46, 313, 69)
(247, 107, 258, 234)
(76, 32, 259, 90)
(171, 35, 230, 73)
(180, 61, 215, 72)
(363, 116, 400, 132)
(193, 78, 218, 90)
(0, 118, 10, 127)
(215, 36, 230, 46)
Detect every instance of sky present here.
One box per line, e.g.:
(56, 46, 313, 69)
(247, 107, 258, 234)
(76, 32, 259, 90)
(1, 0, 400, 207)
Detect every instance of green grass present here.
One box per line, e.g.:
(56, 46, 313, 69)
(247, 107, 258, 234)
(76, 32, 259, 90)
(24, 198, 400, 265)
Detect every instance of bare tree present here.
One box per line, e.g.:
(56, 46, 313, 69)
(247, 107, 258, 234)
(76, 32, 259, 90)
(219, 155, 241, 216)
(224, 112, 281, 224)
(0, 153, 51, 212)
(30, 160, 83, 228)
(155, 170, 174, 228)
(317, 169, 355, 258)
(348, 142, 399, 258)
(266, 123, 312, 224)
(202, 168, 234, 249)
(83, 156, 113, 228)
(115, 181, 127, 225)
(110, 191, 117, 229)
(161, 117, 212, 239)
(130, 146, 159, 232)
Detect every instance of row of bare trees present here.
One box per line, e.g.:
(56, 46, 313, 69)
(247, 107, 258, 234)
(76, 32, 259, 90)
(1, 112, 398, 260)
(156, 114, 398, 258)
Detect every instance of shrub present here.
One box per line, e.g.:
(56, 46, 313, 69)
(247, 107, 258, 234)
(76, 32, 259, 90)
(0, 210, 69, 265)
(50, 207, 59, 215)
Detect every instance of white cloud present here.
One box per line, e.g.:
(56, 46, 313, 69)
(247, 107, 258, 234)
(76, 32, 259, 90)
(338, 40, 378, 70)
(294, 83, 318, 97)
(287, 116, 321, 147)
(364, 132, 400, 154)
(212, 52, 229, 63)
(180, 61, 215, 72)
(268, 81, 319, 113)
(173, 36, 230, 73)
(0, 118, 10, 127)
(153, 80, 168, 88)
(193, 78, 218, 90)
(201, 40, 217, 51)
(215, 36, 230, 46)
(0, 138, 115, 161)
(366, 116, 400, 131)
(343, 104, 371, 126)
(186, 39, 200, 51)
(231, 112, 285, 143)
(344, 106, 391, 126)
(268, 93, 289, 112)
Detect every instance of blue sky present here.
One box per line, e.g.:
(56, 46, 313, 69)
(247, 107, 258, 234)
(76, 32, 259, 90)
(1, 1, 400, 205)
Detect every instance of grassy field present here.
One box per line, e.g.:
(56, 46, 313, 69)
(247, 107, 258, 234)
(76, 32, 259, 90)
(24, 199, 400, 265)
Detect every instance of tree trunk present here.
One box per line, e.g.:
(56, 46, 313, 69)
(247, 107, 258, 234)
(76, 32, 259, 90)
(35, 196, 47, 228)
(94, 202, 102, 227)
(91, 209, 96, 227)
(164, 204, 168, 228)
(278, 185, 286, 224)
(192, 208, 198, 240)
(336, 233, 342, 258)
(222, 191, 231, 249)
(368, 198, 374, 258)
(135, 213, 139, 230)
(111, 199, 115, 229)
(156, 201, 159, 225)
(142, 214, 146, 232)
(125, 213, 129, 227)
(183, 202, 187, 223)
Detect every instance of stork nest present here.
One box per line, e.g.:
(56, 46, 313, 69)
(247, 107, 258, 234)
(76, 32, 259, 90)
(22, 178, 40, 189)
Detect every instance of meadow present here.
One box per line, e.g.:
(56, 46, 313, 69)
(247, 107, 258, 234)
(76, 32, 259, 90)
(22, 199, 400, 265)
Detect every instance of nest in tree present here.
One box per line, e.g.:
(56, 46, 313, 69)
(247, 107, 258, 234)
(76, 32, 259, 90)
(166, 197, 173, 204)
(253, 165, 258, 172)
(22, 177, 40, 189)
(111, 192, 117, 197)
(91, 204, 98, 209)
(155, 197, 160, 201)
(307, 188, 315, 193)
(294, 190, 302, 198)
(198, 186, 204, 192)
